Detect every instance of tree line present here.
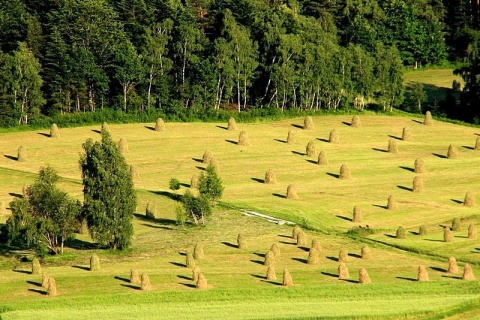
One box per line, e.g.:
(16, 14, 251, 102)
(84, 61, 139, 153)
(1, 0, 480, 126)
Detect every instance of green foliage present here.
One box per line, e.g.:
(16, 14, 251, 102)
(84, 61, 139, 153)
(80, 130, 137, 250)
(181, 190, 211, 226)
(169, 178, 180, 193)
(198, 164, 224, 206)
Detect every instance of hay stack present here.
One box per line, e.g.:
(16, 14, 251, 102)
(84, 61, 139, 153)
(423, 111, 433, 126)
(141, 273, 152, 291)
(118, 138, 128, 153)
(414, 158, 426, 173)
(196, 273, 208, 289)
(419, 225, 428, 236)
(264, 251, 275, 266)
(264, 169, 277, 184)
(17, 146, 27, 162)
(338, 262, 349, 279)
(130, 269, 140, 284)
(192, 266, 201, 282)
(270, 243, 281, 259)
(292, 226, 301, 239)
(468, 223, 477, 239)
(307, 248, 320, 265)
(297, 231, 307, 246)
(190, 174, 198, 188)
(329, 129, 339, 144)
(286, 184, 299, 199)
(444, 227, 454, 242)
(50, 123, 59, 138)
(339, 164, 351, 180)
(387, 195, 397, 210)
(452, 217, 461, 232)
(462, 263, 475, 280)
(475, 137, 480, 151)
(402, 127, 411, 141)
(101, 122, 110, 134)
(306, 141, 316, 157)
(417, 266, 429, 281)
(130, 165, 139, 179)
(339, 249, 349, 263)
(283, 269, 294, 286)
(47, 277, 57, 297)
(266, 265, 277, 281)
(227, 117, 237, 131)
(396, 226, 406, 239)
(155, 118, 165, 132)
(447, 257, 459, 274)
(22, 184, 29, 197)
(238, 130, 249, 146)
(310, 239, 322, 252)
(42, 273, 50, 288)
(90, 254, 100, 271)
(352, 206, 362, 223)
(388, 139, 398, 153)
(447, 144, 458, 159)
(31, 258, 42, 275)
(202, 150, 213, 164)
(317, 151, 328, 165)
(210, 158, 219, 171)
(237, 233, 247, 249)
(193, 243, 204, 260)
(361, 244, 372, 259)
(186, 252, 195, 268)
(286, 130, 295, 144)
(359, 268, 371, 284)
(464, 192, 475, 207)
(304, 116, 314, 130)
(350, 115, 361, 127)
(413, 176, 423, 193)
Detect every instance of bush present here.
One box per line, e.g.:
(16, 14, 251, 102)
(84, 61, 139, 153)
(175, 205, 187, 228)
(169, 178, 181, 193)
(181, 190, 211, 226)
(198, 164, 224, 206)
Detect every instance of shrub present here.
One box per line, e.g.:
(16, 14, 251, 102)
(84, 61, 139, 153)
(266, 265, 277, 281)
(475, 137, 480, 151)
(282, 269, 293, 286)
(447, 257, 459, 274)
(190, 174, 199, 188)
(193, 243, 204, 260)
(350, 115, 361, 127)
(264, 250, 275, 266)
(462, 263, 475, 280)
(141, 273, 152, 291)
(339, 249, 349, 262)
(169, 178, 181, 193)
(90, 254, 100, 271)
(101, 122, 110, 133)
(237, 233, 247, 249)
(18, 146, 27, 162)
(155, 118, 165, 132)
(307, 248, 320, 265)
(304, 116, 314, 130)
(423, 111, 433, 126)
(47, 277, 57, 297)
(270, 243, 281, 259)
(317, 151, 328, 165)
(444, 227, 454, 242)
(447, 144, 458, 159)
(202, 150, 213, 164)
(414, 158, 426, 173)
(130, 165, 139, 179)
(192, 265, 201, 282)
(297, 231, 307, 246)
(352, 206, 362, 223)
(387, 195, 396, 210)
(238, 130, 249, 146)
(198, 164, 224, 206)
(402, 127, 411, 141)
(413, 176, 423, 193)
(292, 226, 301, 239)
(464, 192, 475, 207)
(329, 129, 339, 143)
(31, 258, 41, 275)
(264, 169, 277, 184)
(227, 117, 237, 131)
(118, 138, 128, 153)
(359, 268, 371, 284)
(310, 239, 322, 252)
(286, 184, 299, 199)
(338, 262, 349, 279)
(388, 139, 398, 153)
(145, 202, 156, 220)
(452, 217, 461, 231)
(175, 205, 187, 228)
(339, 164, 351, 180)
(419, 225, 428, 236)
(42, 273, 50, 288)
(396, 226, 406, 239)
(130, 269, 140, 284)
(417, 266, 429, 281)
(468, 223, 477, 239)
(306, 141, 316, 157)
(50, 123, 59, 138)
(286, 130, 294, 144)
(181, 190, 212, 226)
(361, 244, 372, 259)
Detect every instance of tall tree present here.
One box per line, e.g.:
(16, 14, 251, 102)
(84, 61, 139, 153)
(80, 129, 137, 250)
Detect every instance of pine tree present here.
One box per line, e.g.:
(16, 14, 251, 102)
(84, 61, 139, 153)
(79, 130, 137, 250)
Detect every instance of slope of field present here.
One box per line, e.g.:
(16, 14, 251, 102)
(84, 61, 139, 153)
(0, 115, 479, 319)
(404, 69, 463, 104)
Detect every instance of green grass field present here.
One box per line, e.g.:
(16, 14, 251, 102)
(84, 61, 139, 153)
(1, 110, 480, 319)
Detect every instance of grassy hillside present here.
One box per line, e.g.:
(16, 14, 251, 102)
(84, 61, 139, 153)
(1, 114, 480, 319)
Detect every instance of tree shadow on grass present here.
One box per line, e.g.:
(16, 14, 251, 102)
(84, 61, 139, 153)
(169, 262, 185, 268)
(177, 275, 191, 281)
(291, 150, 305, 156)
(272, 193, 285, 199)
(451, 199, 463, 204)
(397, 185, 412, 192)
(430, 266, 446, 273)
(291, 124, 303, 129)
(335, 215, 352, 222)
(148, 190, 179, 202)
(274, 139, 287, 144)
(26, 280, 42, 287)
(291, 257, 308, 264)
(12, 269, 31, 274)
(396, 276, 417, 282)
(114, 276, 130, 283)
(462, 146, 474, 150)
(65, 238, 100, 250)
(4, 155, 18, 161)
(432, 153, 447, 159)
(221, 241, 238, 249)
(388, 135, 402, 140)
(133, 213, 176, 226)
(251, 177, 264, 183)
(121, 284, 141, 290)
(399, 166, 415, 172)
(9, 192, 23, 199)
(372, 147, 388, 153)
(72, 265, 90, 271)
(144, 126, 155, 131)
(326, 172, 340, 179)
(225, 139, 238, 145)
(141, 223, 172, 230)
(326, 256, 339, 262)
(28, 288, 46, 295)
(321, 271, 338, 278)
(37, 132, 50, 138)
(250, 259, 264, 265)
(250, 274, 266, 280)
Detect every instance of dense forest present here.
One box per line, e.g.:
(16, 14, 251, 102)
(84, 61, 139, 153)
(1, 0, 480, 127)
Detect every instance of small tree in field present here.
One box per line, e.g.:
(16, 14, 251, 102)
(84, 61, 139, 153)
(181, 190, 211, 226)
(169, 178, 181, 195)
(198, 164, 224, 206)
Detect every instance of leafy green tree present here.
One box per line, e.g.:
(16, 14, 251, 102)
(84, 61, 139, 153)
(198, 164, 224, 206)
(408, 82, 427, 112)
(181, 189, 211, 226)
(169, 177, 181, 193)
(80, 130, 137, 250)
(6, 166, 80, 254)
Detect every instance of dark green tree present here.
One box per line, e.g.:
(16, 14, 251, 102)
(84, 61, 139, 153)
(181, 189, 211, 226)
(80, 130, 137, 250)
(198, 164, 224, 206)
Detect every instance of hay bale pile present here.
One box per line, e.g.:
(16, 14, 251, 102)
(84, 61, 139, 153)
(196, 273, 208, 289)
(423, 111, 433, 126)
(464, 192, 475, 207)
(338, 262, 349, 279)
(31, 259, 41, 275)
(266, 265, 277, 281)
(359, 268, 371, 284)
(237, 233, 247, 249)
(238, 130, 249, 146)
(118, 138, 128, 153)
(396, 226, 406, 239)
(417, 265, 429, 281)
(413, 176, 423, 193)
(130, 269, 140, 284)
(190, 174, 198, 188)
(419, 225, 428, 236)
(388, 139, 398, 153)
(130, 165, 139, 179)
(186, 252, 195, 268)
(304, 116, 314, 130)
(338, 249, 349, 262)
(468, 223, 477, 239)
(264, 169, 277, 184)
(145, 202, 156, 219)
(264, 251, 275, 266)
(141, 273, 152, 291)
(447, 144, 458, 159)
(350, 115, 361, 127)
(286, 184, 299, 199)
(414, 158, 426, 173)
(310, 239, 322, 252)
(202, 150, 213, 164)
(307, 249, 320, 265)
(90, 254, 100, 271)
(402, 127, 411, 141)
(387, 195, 397, 210)
(317, 151, 328, 165)
(286, 130, 295, 144)
(101, 122, 110, 133)
(296, 231, 307, 246)
(306, 141, 316, 157)
(283, 269, 294, 286)
(462, 264, 475, 280)
(292, 226, 301, 240)
(192, 266, 201, 282)
(155, 118, 165, 131)
(444, 227, 454, 242)
(447, 257, 459, 274)
(50, 123, 59, 138)
(194, 243, 204, 260)
(339, 164, 351, 180)
(17, 146, 27, 162)
(475, 137, 480, 151)
(361, 244, 372, 259)
(352, 206, 362, 222)
(42, 273, 50, 288)
(47, 277, 57, 297)
(270, 243, 281, 259)
(452, 218, 461, 231)
(227, 117, 237, 131)
(329, 129, 339, 143)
